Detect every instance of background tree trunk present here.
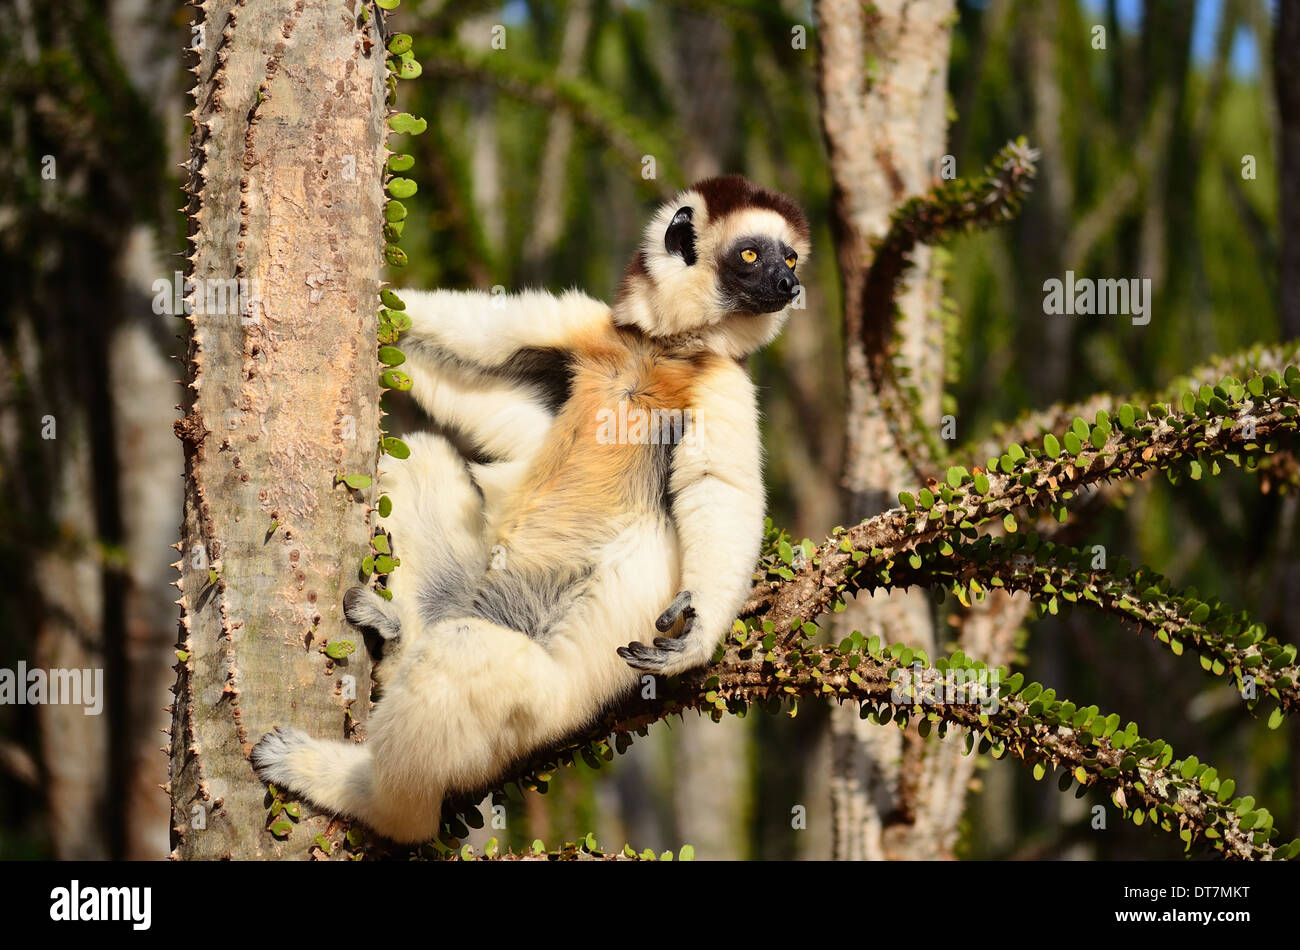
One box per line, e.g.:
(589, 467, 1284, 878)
(169, 0, 388, 860)
(817, 0, 985, 861)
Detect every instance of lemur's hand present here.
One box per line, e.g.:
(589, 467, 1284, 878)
(617, 591, 715, 675)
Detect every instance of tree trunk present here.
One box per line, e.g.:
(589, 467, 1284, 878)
(815, 0, 957, 860)
(169, 0, 388, 860)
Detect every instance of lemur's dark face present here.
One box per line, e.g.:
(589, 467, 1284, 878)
(717, 235, 800, 313)
(662, 205, 802, 316)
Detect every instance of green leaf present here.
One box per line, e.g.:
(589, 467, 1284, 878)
(387, 114, 426, 136)
(387, 154, 414, 173)
(379, 288, 405, 310)
(372, 534, 390, 554)
(341, 474, 372, 490)
(678, 844, 695, 861)
(386, 177, 418, 198)
(1063, 431, 1082, 456)
(325, 640, 356, 660)
(973, 472, 990, 494)
(899, 491, 916, 511)
(381, 369, 412, 391)
(375, 0, 400, 8)
(384, 245, 407, 267)
(1268, 707, 1284, 730)
(1043, 433, 1061, 458)
(383, 437, 411, 459)
(378, 345, 406, 366)
(394, 55, 422, 80)
(1003, 513, 1018, 533)
(946, 466, 965, 489)
(387, 33, 413, 55)
(384, 200, 408, 223)
(269, 820, 293, 838)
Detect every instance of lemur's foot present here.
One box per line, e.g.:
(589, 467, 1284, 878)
(619, 591, 711, 675)
(343, 586, 401, 641)
(250, 726, 312, 792)
(618, 636, 690, 673)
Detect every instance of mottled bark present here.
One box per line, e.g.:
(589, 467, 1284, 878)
(169, 0, 387, 860)
(817, 0, 996, 860)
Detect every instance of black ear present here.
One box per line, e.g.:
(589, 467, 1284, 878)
(664, 207, 697, 265)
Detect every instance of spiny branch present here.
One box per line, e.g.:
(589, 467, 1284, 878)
(843, 532, 1300, 717)
(863, 138, 1039, 477)
(959, 341, 1300, 474)
(443, 632, 1296, 860)
(744, 367, 1300, 633)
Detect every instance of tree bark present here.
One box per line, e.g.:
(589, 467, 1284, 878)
(169, 0, 387, 860)
(815, 0, 957, 860)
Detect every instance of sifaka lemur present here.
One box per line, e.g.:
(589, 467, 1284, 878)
(252, 175, 810, 843)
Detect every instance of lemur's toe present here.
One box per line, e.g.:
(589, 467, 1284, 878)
(250, 726, 310, 787)
(343, 586, 401, 640)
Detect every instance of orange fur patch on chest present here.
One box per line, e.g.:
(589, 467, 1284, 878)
(499, 329, 720, 550)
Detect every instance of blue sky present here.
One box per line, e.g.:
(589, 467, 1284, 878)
(1083, 0, 1268, 75)
(503, 0, 1269, 77)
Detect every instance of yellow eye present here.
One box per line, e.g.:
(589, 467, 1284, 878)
(785, 255, 797, 269)
(740, 249, 758, 263)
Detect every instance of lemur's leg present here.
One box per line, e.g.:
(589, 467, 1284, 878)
(366, 431, 490, 623)
(252, 618, 579, 845)
(618, 363, 765, 676)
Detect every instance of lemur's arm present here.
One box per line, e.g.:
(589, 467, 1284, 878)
(402, 359, 554, 464)
(400, 288, 610, 369)
(396, 288, 608, 461)
(618, 362, 765, 676)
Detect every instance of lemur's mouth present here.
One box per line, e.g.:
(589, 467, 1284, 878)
(746, 293, 797, 314)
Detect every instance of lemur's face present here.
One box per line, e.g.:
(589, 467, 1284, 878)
(614, 176, 809, 352)
(662, 200, 805, 316)
(716, 235, 800, 313)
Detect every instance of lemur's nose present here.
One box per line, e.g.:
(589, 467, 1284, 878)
(777, 274, 798, 296)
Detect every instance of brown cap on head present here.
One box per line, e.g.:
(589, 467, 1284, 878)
(690, 175, 810, 243)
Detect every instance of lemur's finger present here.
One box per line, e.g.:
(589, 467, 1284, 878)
(617, 641, 677, 672)
(343, 586, 402, 640)
(655, 590, 692, 632)
(652, 637, 687, 652)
